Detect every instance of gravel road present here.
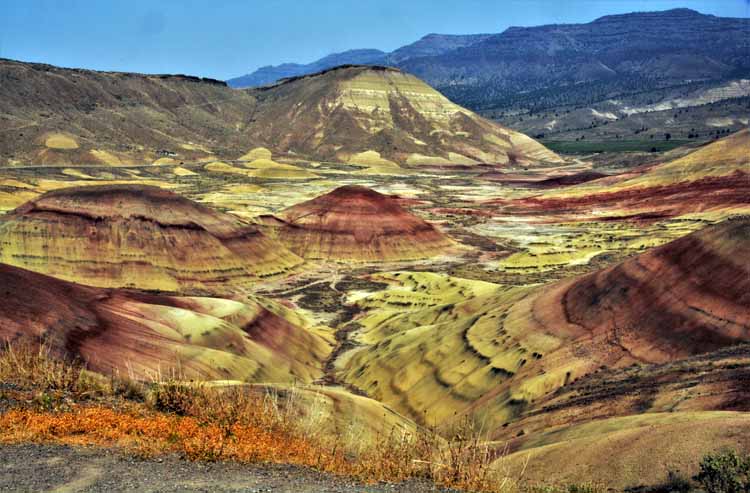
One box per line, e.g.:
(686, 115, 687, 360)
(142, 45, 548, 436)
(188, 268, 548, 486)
(0, 444, 459, 493)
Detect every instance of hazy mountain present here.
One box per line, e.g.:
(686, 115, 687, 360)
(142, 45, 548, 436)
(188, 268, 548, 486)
(227, 33, 491, 88)
(387, 33, 492, 63)
(406, 9, 750, 111)
(228, 8, 750, 140)
(228, 49, 388, 88)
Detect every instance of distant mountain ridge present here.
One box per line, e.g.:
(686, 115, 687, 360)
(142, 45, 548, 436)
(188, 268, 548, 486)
(228, 9, 750, 118)
(413, 8, 750, 110)
(229, 49, 388, 88)
(227, 33, 491, 88)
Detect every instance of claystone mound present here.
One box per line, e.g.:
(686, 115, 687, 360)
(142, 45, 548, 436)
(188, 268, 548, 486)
(270, 185, 455, 262)
(245, 65, 562, 166)
(559, 215, 750, 359)
(0, 184, 302, 291)
(0, 263, 330, 382)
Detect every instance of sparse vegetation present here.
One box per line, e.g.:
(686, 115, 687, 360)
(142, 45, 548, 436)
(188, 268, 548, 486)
(0, 340, 98, 395)
(0, 341, 525, 492)
(540, 139, 690, 154)
(694, 450, 750, 493)
(526, 482, 607, 493)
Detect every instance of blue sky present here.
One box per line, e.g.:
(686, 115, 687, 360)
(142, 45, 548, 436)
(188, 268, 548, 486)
(1, 0, 747, 80)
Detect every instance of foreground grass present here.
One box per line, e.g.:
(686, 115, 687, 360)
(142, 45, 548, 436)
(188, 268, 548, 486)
(6, 342, 744, 492)
(0, 342, 518, 492)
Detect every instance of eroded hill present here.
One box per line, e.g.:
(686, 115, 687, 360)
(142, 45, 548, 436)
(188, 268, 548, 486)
(0, 263, 332, 382)
(260, 185, 456, 262)
(0, 60, 559, 167)
(339, 218, 750, 429)
(0, 184, 303, 291)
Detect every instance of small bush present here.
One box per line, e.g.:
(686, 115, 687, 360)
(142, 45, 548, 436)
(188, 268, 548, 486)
(567, 482, 607, 493)
(695, 450, 750, 493)
(526, 482, 606, 493)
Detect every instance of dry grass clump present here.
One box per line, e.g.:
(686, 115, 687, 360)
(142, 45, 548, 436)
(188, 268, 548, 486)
(0, 340, 144, 402)
(0, 342, 521, 492)
(0, 341, 89, 393)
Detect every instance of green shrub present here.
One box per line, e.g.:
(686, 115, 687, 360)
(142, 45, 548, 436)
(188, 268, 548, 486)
(694, 450, 750, 493)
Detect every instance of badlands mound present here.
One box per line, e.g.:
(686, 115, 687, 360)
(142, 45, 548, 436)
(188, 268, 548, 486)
(246, 65, 561, 166)
(0, 185, 303, 291)
(340, 218, 750, 427)
(0, 263, 331, 382)
(262, 185, 455, 262)
(506, 129, 750, 218)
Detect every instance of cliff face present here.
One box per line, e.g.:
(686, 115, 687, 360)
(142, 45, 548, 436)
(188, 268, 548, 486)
(0, 185, 303, 291)
(262, 185, 455, 262)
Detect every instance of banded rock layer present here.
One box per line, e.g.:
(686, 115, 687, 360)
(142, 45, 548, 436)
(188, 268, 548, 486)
(0, 185, 303, 291)
(0, 263, 331, 382)
(340, 218, 750, 427)
(500, 129, 750, 218)
(263, 185, 455, 262)
(247, 66, 561, 166)
(0, 59, 558, 167)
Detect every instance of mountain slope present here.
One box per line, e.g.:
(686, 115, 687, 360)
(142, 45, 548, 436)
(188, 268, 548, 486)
(227, 34, 491, 88)
(404, 9, 750, 111)
(387, 33, 492, 64)
(0, 60, 557, 166)
(227, 49, 388, 88)
(0, 58, 254, 165)
(228, 10, 749, 113)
